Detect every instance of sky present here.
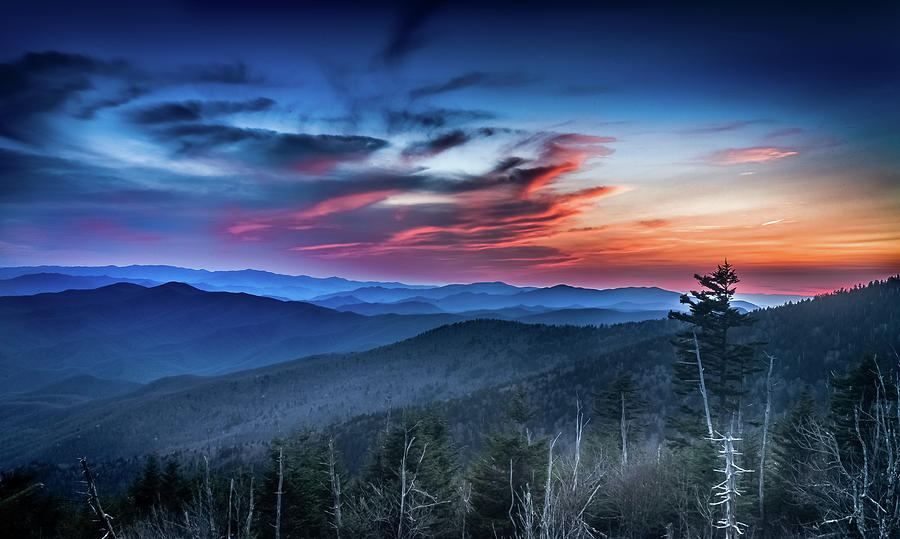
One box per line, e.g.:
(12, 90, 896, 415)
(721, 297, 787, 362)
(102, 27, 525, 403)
(1, 1, 898, 294)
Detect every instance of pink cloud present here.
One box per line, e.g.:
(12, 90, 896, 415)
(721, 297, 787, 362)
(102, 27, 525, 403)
(227, 222, 271, 235)
(294, 189, 401, 219)
(707, 147, 798, 165)
(291, 242, 364, 251)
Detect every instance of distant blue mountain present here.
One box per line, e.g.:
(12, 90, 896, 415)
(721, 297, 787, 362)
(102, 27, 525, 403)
(0, 265, 428, 300)
(404, 285, 688, 312)
(0, 266, 801, 311)
(311, 281, 535, 303)
(0, 282, 461, 394)
(333, 300, 446, 315)
(0, 272, 161, 296)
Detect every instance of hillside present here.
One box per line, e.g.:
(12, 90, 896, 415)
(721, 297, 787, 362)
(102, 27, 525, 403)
(0, 319, 677, 467)
(4, 279, 896, 472)
(0, 282, 462, 393)
(334, 278, 900, 466)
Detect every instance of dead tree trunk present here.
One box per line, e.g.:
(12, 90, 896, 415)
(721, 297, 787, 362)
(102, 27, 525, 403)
(398, 430, 415, 539)
(621, 392, 629, 467)
(275, 447, 284, 539)
(228, 477, 234, 539)
(79, 458, 119, 539)
(712, 421, 751, 539)
(759, 352, 775, 528)
(204, 456, 216, 537)
(694, 331, 714, 437)
(541, 432, 560, 534)
(327, 437, 343, 539)
(246, 471, 255, 539)
(573, 398, 585, 490)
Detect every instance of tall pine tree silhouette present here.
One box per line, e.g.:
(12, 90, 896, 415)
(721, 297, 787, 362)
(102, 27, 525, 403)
(668, 260, 757, 443)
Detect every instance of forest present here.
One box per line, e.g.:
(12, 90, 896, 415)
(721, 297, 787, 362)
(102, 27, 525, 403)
(2, 267, 899, 539)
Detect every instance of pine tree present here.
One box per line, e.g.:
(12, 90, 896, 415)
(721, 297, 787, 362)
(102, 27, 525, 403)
(159, 458, 191, 514)
(355, 409, 459, 538)
(668, 260, 757, 443)
(468, 433, 548, 538)
(768, 391, 819, 531)
(828, 354, 895, 459)
(130, 455, 161, 515)
(593, 372, 648, 461)
(506, 385, 535, 442)
(259, 433, 333, 538)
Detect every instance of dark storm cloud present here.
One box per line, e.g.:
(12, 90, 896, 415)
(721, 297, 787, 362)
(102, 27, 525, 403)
(402, 130, 471, 158)
(0, 51, 268, 143)
(160, 123, 389, 168)
(0, 147, 187, 204)
(383, 108, 495, 133)
(129, 98, 276, 124)
(490, 157, 528, 174)
(0, 51, 134, 141)
(380, 0, 445, 66)
(401, 127, 509, 158)
(409, 71, 541, 99)
(76, 84, 151, 119)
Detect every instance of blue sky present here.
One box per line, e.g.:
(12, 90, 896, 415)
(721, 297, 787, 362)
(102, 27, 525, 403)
(1, 1, 898, 293)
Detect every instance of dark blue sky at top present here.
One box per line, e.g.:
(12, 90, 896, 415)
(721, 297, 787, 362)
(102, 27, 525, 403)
(1, 1, 898, 292)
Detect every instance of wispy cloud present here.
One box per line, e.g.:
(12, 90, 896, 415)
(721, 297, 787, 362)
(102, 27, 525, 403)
(379, 0, 444, 66)
(706, 147, 798, 165)
(128, 98, 275, 124)
(410, 71, 541, 99)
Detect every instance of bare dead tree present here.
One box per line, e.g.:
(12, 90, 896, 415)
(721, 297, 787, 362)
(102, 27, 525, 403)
(228, 477, 234, 539)
(793, 360, 900, 538)
(79, 457, 119, 539)
(203, 455, 216, 538)
(245, 471, 255, 539)
(326, 437, 343, 539)
(511, 403, 608, 539)
(540, 432, 561, 535)
(710, 423, 751, 539)
(509, 458, 517, 535)
(758, 352, 775, 527)
(275, 447, 283, 539)
(457, 480, 472, 539)
(694, 331, 714, 438)
(398, 430, 414, 539)
(620, 392, 629, 468)
(573, 399, 586, 490)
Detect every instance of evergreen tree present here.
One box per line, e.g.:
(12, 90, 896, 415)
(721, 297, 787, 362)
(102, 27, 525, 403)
(468, 433, 548, 538)
(768, 391, 819, 532)
(159, 458, 191, 514)
(828, 353, 896, 459)
(130, 455, 161, 514)
(593, 372, 648, 459)
(355, 409, 459, 538)
(506, 385, 536, 441)
(259, 432, 333, 538)
(0, 467, 62, 539)
(668, 260, 757, 442)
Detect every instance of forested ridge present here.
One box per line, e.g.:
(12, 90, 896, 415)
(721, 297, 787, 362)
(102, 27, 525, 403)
(2, 274, 899, 538)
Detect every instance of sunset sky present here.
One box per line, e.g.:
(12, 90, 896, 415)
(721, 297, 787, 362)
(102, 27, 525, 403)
(1, 1, 898, 294)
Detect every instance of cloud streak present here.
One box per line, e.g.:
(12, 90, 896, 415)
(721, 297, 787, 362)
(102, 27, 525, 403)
(410, 71, 541, 99)
(129, 98, 275, 124)
(706, 147, 798, 165)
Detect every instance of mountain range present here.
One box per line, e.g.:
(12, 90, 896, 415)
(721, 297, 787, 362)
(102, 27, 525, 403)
(2, 277, 897, 469)
(0, 265, 799, 307)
